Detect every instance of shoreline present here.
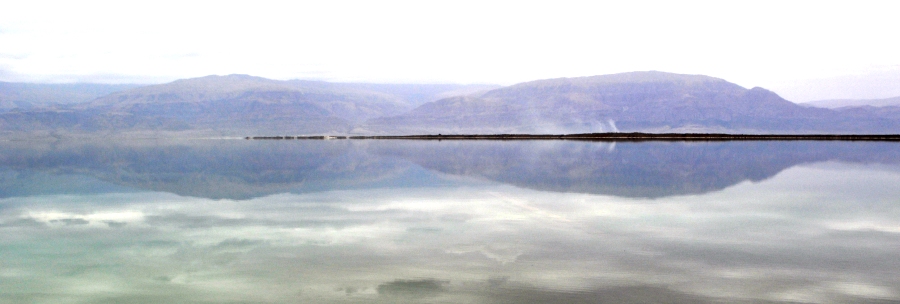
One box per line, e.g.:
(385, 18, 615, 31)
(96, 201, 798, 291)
(245, 133, 900, 142)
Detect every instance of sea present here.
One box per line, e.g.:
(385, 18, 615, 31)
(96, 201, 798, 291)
(1, 138, 898, 303)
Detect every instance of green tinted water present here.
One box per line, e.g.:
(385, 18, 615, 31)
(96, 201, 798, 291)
(1, 140, 898, 303)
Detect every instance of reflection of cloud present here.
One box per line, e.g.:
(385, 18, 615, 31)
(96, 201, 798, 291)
(482, 285, 715, 304)
(446, 244, 523, 264)
(49, 218, 89, 225)
(830, 281, 897, 299)
(1, 163, 899, 303)
(0, 217, 45, 228)
(377, 279, 447, 298)
(26, 210, 144, 227)
(770, 281, 898, 304)
(826, 221, 900, 234)
(104, 221, 127, 228)
(211, 238, 266, 253)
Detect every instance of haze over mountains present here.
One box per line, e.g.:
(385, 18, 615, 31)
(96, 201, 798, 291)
(803, 96, 900, 109)
(0, 75, 497, 136)
(368, 72, 900, 134)
(1, 71, 899, 137)
(0, 82, 140, 111)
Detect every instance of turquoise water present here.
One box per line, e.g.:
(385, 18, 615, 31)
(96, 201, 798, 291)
(1, 139, 899, 303)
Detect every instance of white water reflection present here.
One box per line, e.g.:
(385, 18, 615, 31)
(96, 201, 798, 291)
(2, 159, 899, 303)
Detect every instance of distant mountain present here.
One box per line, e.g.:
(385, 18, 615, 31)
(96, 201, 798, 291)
(0, 82, 139, 111)
(68, 74, 407, 134)
(0, 75, 496, 136)
(803, 96, 900, 109)
(79, 75, 497, 122)
(3, 72, 900, 137)
(320, 82, 499, 110)
(768, 69, 900, 103)
(366, 71, 900, 134)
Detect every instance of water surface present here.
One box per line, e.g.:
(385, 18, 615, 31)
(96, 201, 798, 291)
(1, 139, 898, 303)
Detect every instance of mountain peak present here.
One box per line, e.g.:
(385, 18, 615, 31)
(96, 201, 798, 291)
(744, 87, 785, 100)
(168, 74, 278, 86)
(498, 71, 737, 93)
(367, 71, 872, 134)
(581, 71, 729, 84)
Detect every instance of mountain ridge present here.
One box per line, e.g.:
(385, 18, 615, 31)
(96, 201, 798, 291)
(0, 82, 140, 111)
(803, 96, 900, 109)
(2, 71, 899, 137)
(0, 75, 497, 136)
(365, 71, 877, 134)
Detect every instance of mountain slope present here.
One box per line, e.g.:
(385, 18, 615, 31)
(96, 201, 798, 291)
(0, 82, 139, 111)
(78, 74, 409, 124)
(1, 75, 496, 136)
(3, 72, 900, 137)
(366, 71, 898, 134)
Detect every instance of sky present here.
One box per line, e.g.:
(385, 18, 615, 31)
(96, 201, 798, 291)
(1, 0, 899, 102)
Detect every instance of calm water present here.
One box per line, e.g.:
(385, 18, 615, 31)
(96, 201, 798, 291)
(1, 139, 899, 303)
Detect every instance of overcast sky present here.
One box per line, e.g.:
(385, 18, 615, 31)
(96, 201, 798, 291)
(1, 0, 898, 101)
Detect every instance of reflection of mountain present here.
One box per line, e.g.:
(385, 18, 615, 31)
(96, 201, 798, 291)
(371, 140, 900, 198)
(2, 140, 899, 200)
(0, 140, 413, 200)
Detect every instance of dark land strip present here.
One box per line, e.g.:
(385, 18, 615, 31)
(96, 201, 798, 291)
(246, 133, 900, 142)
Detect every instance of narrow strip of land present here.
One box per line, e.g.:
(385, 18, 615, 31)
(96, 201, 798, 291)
(246, 133, 900, 141)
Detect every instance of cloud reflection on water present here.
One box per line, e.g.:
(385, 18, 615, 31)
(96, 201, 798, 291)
(1, 161, 899, 303)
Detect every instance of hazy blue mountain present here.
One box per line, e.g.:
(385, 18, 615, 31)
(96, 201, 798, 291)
(366, 71, 900, 134)
(78, 75, 496, 122)
(0, 75, 495, 136)
(313, 82, 500, 110)
(0, 82, 139, 111)
(3, 72, 900, 137)
(803, 96, 900, 108)
(831, 105, 900, 128)
(76, 74, 407, 128)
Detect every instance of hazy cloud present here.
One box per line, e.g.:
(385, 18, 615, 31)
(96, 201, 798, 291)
(1, 1, 898, 94)
(770, 67, 900, 102)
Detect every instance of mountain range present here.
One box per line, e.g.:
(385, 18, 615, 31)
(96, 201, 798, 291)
(0, 82, 140, 111)
(0, 75, 497, 136)
(366, 72, 900, 134)
(803, 96, 900, 109)
(1, 71, 899, 137)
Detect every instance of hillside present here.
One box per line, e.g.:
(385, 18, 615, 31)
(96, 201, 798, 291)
(3, 72, 900, 137)
(0, 75, 495, 136)
(366, 71, 900, 134)
(0, 82, 139, 111)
